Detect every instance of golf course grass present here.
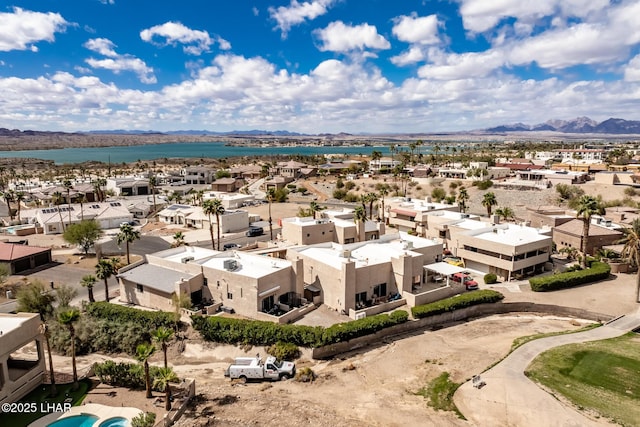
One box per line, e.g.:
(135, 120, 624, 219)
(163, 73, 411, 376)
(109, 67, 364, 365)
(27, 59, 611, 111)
(525, 332, 640, 427)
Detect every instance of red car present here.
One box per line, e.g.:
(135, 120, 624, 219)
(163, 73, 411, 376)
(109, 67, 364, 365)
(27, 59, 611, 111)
(451, 272, 479, 290)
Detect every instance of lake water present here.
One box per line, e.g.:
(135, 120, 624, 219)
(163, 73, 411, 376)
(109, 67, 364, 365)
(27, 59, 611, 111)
(0, 142, 402, 164)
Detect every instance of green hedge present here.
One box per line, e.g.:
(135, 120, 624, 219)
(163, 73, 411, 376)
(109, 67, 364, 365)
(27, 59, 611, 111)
(411, 290, 504, 319)
(87, 302, 177, 330)
(192, 310, 410, 348)
(529, 261, 611, 292)
(484, 273, 497, 284)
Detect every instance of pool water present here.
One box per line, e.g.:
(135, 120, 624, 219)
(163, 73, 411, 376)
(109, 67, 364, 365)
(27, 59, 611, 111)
(47, 414, 99, 427)
(97, 417, 128, 427)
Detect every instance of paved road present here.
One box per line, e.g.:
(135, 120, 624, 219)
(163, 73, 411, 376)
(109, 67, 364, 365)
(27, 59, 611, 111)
(454, 309, 640, 427)
(99, 235, 171, 257)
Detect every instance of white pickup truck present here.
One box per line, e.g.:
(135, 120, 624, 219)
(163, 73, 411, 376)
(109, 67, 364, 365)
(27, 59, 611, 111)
(225, 356, 296, 382)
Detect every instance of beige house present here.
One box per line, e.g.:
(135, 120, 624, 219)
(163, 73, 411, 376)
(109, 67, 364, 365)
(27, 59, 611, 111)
(0, 313, 45, 405)
(287, 233, 442, 316)
(281, 209, 385, 245)
(118, 246, 305, 322)
(526, 206, 574, 229)
(157, 204, 249, 233)
(387, 198, 460, 235)
(211, 178, 244, 192)
(553, 218, 624, 256)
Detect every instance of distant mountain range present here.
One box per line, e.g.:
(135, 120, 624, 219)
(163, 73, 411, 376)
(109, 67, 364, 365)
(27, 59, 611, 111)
(485, 117, 640, 134)
(86, 129, 306, 136)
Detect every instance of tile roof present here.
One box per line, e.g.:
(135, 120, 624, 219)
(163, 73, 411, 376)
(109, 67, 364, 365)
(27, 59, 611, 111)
(0, 242, 50, 261)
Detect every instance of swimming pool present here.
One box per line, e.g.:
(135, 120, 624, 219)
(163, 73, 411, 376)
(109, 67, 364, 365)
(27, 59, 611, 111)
(97, 417, 128, 427)
(46, 414, 99, 427)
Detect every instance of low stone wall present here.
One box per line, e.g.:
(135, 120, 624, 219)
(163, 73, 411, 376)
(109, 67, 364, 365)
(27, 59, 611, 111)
(254, 303, 317, 324)
(310, 302, 613, 359)
(348, 298, 406, 319)
(402, 285, 459, 307)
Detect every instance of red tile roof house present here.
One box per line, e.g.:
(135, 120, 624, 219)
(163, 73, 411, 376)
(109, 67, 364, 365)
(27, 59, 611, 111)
(0, 242, 52, 274)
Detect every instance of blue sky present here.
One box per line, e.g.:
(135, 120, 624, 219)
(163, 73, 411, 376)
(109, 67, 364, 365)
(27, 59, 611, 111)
(1, 0, 640, 133)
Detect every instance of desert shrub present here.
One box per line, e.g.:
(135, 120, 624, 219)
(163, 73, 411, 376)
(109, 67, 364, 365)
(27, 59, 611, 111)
(344, 181, 356, 190)
(94, 360, 178, 391)
(431, 187, 446, 202)
(473, 180, 493, 190)
(411, 290, 504, 319)
(336, 178, 344, 189)
(333, 189, 347, 200)
(344, 192, 358, 202)
(86, 302, 177, 330)
(266, 341, 300, 360)
(286, 184, 297, 190)
(529, 261, 610, 292)
(483, 273, 497, 284)
(132, 413, 156, 427)
(295, 367, 316, 382)
(297, 186, 307, 194)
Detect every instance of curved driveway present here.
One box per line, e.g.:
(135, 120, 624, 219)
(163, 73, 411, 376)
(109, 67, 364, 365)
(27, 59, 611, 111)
(454, 309, 640, 427)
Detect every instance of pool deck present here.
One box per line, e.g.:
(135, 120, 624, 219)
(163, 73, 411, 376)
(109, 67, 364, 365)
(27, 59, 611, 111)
(28, 403, 143, 427)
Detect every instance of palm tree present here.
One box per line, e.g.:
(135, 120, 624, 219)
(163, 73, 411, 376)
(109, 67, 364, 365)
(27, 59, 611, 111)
(308, 201, 324, 219)
(136, 343, 156, 399)
(433, 143, 441, 166)
(152, 367, 178, 411)
(57, 308, 80, 390)
(481, 192, 498, 217)
(78, 193, 87, 221)
(575, 195, 602, 268)
(149, 175, 158, 221)
(266, 188, 276, 240)
(378, 186, 389, 223)
(353, 205, 367, 242)
(15, 191, 25, 222)
(95, 258, 118, 302)
(457, 187, 469, 213)
(116, 223, 140, 264)
(80, 274, 97, 303)
(210, 198, 225, 251)
(365, 192, 379, 220)
(52, 191, 66, 232)
(1, 189, 15, 221)
(39, 322, 57, 397)
(63, 179, 73, 227)
(172, 231, 186, 247)
(495, 206, 515, 222)
(619, 218, 640, 302)
(202, 200, 217, 251)
(152, 327, 174, 369)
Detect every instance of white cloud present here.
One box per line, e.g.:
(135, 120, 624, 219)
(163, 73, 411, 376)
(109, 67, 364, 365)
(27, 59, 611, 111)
(392, 14, 441, 45)
(624, 55, 640, 82)
(390, 46, 428, 66)
(85, 57, 157, 84)
(418, 49, 506, 80)
(84, 38, 118, 57)
(140, 21, 223, 55)
(0, 7, 68, 52)
(83, 37, 156, 84)
(457, 0, 609, 33)
(269, 0, 336, 37)
(314, 21, 390, 52)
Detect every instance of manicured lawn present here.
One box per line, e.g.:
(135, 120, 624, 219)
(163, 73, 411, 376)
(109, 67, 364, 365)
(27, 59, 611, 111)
(0, 379, 92, 427)
(526, 333, 640, 427)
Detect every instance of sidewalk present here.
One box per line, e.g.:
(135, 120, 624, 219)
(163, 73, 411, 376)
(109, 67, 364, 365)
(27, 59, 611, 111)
(454, 308, 640, 427)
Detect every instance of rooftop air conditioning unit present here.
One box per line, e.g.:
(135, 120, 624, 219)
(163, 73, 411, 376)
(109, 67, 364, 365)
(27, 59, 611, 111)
(181, 256, 194, 264)
(596, 218, 602, 224)
(605, 220, 612, 226)
(461, 213, 470, 218)
(341, 250, 351, 258)
(223, 259, 239, 271)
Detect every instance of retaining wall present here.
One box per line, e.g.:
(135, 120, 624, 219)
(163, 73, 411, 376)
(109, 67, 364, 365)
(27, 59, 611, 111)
(310, 302, 613, 359)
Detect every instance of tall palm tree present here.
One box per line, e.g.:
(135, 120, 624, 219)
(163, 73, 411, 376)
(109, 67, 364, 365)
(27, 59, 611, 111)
(576, 195, 602, 268)
(365, 192, 379, 220)
(308, 201, 324, 219)
(95, 258, 118, 302)
(210, 198, 225, 251)
(80, 274, 97, 303)
(481, 192, 498, 217)
(152, 367, 178, 411)
(148, 174, 158, 221)
(39, 322, 57, 397)
(619, 218, 640, 302)
(152, 327, 174, 369)
(15, 191, 25, 222)
(266, 188, 276, 240)
(57, 308, 80, 390)
(353, 205, 367, 242)
(457, 187, 469, 213)
(135, 343, 156, 399)
(378, 186, 389, 223)
(78, 193, 87, 221)
(63, 179, 73, 227)
(202, 199, 216, 251)
(52, 191, 66, 232)
(116, 223, 141, 264)
(433, 143, 441, 166)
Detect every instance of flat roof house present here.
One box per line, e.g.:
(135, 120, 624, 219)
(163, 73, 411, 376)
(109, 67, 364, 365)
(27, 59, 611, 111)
(0, 313, 45, 405)
(387, 198, 460, 235)
(106, 178, 150, 197)
(287, 233, 442, 317)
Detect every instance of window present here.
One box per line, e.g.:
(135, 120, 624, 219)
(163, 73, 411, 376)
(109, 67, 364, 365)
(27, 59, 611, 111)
(355, 291, 367, 305)
(227, 292, 233, 299)
(373, 283, 386, 298)
(262, 295, 275, 312)
(136, 284, 143, 293)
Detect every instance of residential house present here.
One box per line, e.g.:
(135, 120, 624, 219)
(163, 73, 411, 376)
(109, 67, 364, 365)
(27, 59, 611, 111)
(281, 210, 385, 245)
(210, 178, 244, 192)
(369, 157, 401, 173)
(386, 198, 459, 235)
(0, 242, 51, 274)
(20, 201, 133, 234)
(182, 166, 216, 185)
(106, 178, 150, 196)
(553, 218, 624, 256)
(203, 192, 255, 209)
(263, 176, 294, 191)
(0, 313, 45, 405)
(157, 204, 249, 232)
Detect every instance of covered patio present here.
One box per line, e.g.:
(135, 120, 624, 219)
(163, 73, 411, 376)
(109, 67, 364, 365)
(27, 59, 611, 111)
(422, 262, 466, 288)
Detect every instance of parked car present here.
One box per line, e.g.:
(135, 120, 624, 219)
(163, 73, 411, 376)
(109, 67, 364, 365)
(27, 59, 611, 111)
(223, 243, 241, 251)
(451, 272, 479, 290)
(246, 226, 264, 237)
(225, 356, 295, 382)
(444, 256, 464, 267)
